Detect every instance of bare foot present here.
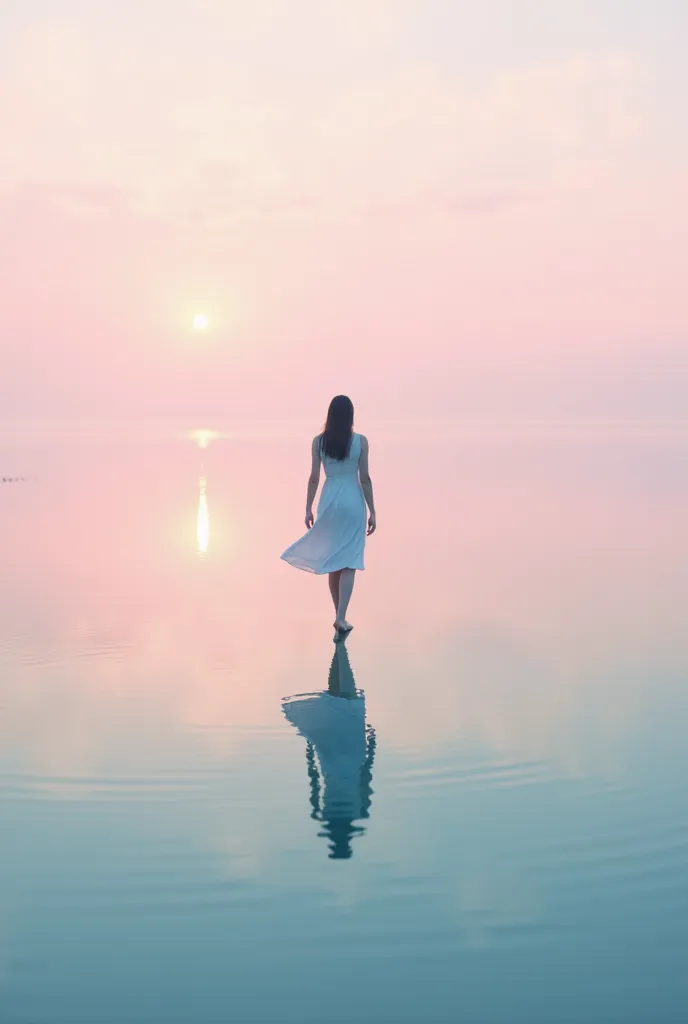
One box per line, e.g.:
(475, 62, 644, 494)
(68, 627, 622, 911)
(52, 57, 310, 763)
(334, 620, 353, 633)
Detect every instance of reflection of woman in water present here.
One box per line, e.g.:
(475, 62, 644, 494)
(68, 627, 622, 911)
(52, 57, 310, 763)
(282, 641, 376, 860)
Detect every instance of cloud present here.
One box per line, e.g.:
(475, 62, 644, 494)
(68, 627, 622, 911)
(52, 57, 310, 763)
(196, 0, 286, 39)
(0, 4, 645, 228)
(198, 0, 412, 45)
(312, 55, 643, 207)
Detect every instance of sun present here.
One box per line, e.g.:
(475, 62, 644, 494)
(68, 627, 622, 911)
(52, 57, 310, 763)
(193, 313, 209, 330)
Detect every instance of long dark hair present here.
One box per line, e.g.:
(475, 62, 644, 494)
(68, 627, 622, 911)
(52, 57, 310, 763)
(320, 395, 354, 460)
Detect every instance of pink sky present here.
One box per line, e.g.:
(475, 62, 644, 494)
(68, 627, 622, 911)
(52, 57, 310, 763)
(1, 0, 686, 432)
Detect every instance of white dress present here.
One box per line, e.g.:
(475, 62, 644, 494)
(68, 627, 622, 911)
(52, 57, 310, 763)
(280, 432, 366, 574)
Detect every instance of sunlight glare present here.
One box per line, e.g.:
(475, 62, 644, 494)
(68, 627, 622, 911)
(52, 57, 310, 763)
(193, 313, 209, 331)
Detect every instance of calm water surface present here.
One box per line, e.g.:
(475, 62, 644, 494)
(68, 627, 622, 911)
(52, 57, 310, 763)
(0, 430, 687, 1023)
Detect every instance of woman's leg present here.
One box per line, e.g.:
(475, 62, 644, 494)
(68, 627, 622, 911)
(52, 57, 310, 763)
(335, 568, 356, 629)
(328, 571, 341, 615)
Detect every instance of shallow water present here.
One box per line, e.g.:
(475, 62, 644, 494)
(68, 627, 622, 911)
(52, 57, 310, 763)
(1, 430, 687, 1024)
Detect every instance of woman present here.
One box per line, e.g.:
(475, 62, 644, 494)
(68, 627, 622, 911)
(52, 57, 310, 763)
(280, 395, 376, 637)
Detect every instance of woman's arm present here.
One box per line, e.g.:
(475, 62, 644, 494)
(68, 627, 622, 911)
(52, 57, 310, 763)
(358, 435, 376, 534)
(305, 436, 321, 528)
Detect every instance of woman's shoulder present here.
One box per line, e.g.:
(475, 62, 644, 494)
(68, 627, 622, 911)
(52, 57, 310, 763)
(356, 433, 369, 448)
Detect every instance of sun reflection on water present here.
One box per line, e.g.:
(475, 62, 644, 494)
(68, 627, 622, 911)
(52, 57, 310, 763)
(197, 476, 209, 556)
(188, 428, 221, 450)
